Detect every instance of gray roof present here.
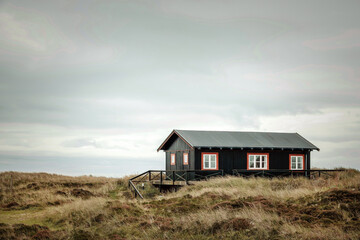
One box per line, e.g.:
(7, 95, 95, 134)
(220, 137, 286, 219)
(158, 129, 319, 151)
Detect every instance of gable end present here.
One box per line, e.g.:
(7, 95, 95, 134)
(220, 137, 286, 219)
(157, 130, 193, 151)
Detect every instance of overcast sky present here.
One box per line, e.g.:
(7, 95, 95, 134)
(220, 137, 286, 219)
(0, 0, 359, 176)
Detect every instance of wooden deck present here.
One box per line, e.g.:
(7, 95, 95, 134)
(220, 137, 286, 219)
(151, 180, 190, 186)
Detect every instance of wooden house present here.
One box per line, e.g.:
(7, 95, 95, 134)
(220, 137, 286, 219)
(157, 130, 320, 175)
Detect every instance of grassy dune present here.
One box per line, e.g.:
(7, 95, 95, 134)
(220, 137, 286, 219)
(0, 170, 359, 239)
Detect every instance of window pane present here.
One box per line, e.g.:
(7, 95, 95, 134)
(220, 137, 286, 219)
(256, 156, 260, 168)
(261, 156, 266, 169)
(250, 160, 254, 168)
(204, 160, 209, 168)
(249, 155, 254, 168)
(297, 157, 303, 169)
(292, 162, 296, 169)
(249, 156, 254, 168)
(210, 160, 216, 168)
(210, 155, 216, 169)
(205, 155, 209, 161)
(291, 156, 296, 163)
(184, 154, 188, 164)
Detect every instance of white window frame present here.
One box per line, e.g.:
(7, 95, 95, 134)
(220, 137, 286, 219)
(290, 155, 304, 170)
(183, 152, 189, 165)
(202, 153, 218, 170)
(170, 153, 176, 165)
(248, 153, 268, 170)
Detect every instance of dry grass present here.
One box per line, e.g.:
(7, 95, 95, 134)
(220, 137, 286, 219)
(0, 171, 122, 208)
(0, 170, 359, 239)
(167, 169, 360, 200)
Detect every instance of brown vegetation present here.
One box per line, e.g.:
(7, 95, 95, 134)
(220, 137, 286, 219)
(0, 170, 359, 239)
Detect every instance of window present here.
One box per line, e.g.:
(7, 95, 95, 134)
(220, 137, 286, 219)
(183, 153, 189, 165)
(289, 154, 304, 170)
(247, 153, 269, 170)
(170, 153, 176, 165)
(201, 152, 219, 170)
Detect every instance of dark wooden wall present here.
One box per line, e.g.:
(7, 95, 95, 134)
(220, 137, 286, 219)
(165, 136, 194, 171)
(195, 149, 311, 174)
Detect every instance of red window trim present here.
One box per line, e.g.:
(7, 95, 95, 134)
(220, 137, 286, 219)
(183, 152, 189, 165)
(289, 154, 305, 170)
(170, 153, 176, 165)
(247, 153, 269, 170)
(201, 152, 219, 170)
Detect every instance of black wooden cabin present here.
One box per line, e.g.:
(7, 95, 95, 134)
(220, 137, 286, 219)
(157, 130, 320, 176)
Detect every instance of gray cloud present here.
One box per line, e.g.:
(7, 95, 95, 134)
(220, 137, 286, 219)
(0, 0, 359, 175)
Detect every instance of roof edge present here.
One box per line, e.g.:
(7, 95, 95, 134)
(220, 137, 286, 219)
(157, 129, 194, 152)
(295, 133, 320, 151)
(191, 146, 318, 150)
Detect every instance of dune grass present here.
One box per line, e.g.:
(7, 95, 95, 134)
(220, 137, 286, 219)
(0, 170, 359, 239)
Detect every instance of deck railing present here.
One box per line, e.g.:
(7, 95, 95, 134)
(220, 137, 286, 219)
(232, 169, 345, 178)
(128, 170, 224, 199)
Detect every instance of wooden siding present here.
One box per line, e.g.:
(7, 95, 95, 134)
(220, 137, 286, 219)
(195, 149, 311, 174)
(166, 136, 192, 151)
(165, 135, 195, 171)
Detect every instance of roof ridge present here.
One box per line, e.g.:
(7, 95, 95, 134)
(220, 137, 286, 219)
(174, 129, 193, 147)
(176, 129, 297, 134)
